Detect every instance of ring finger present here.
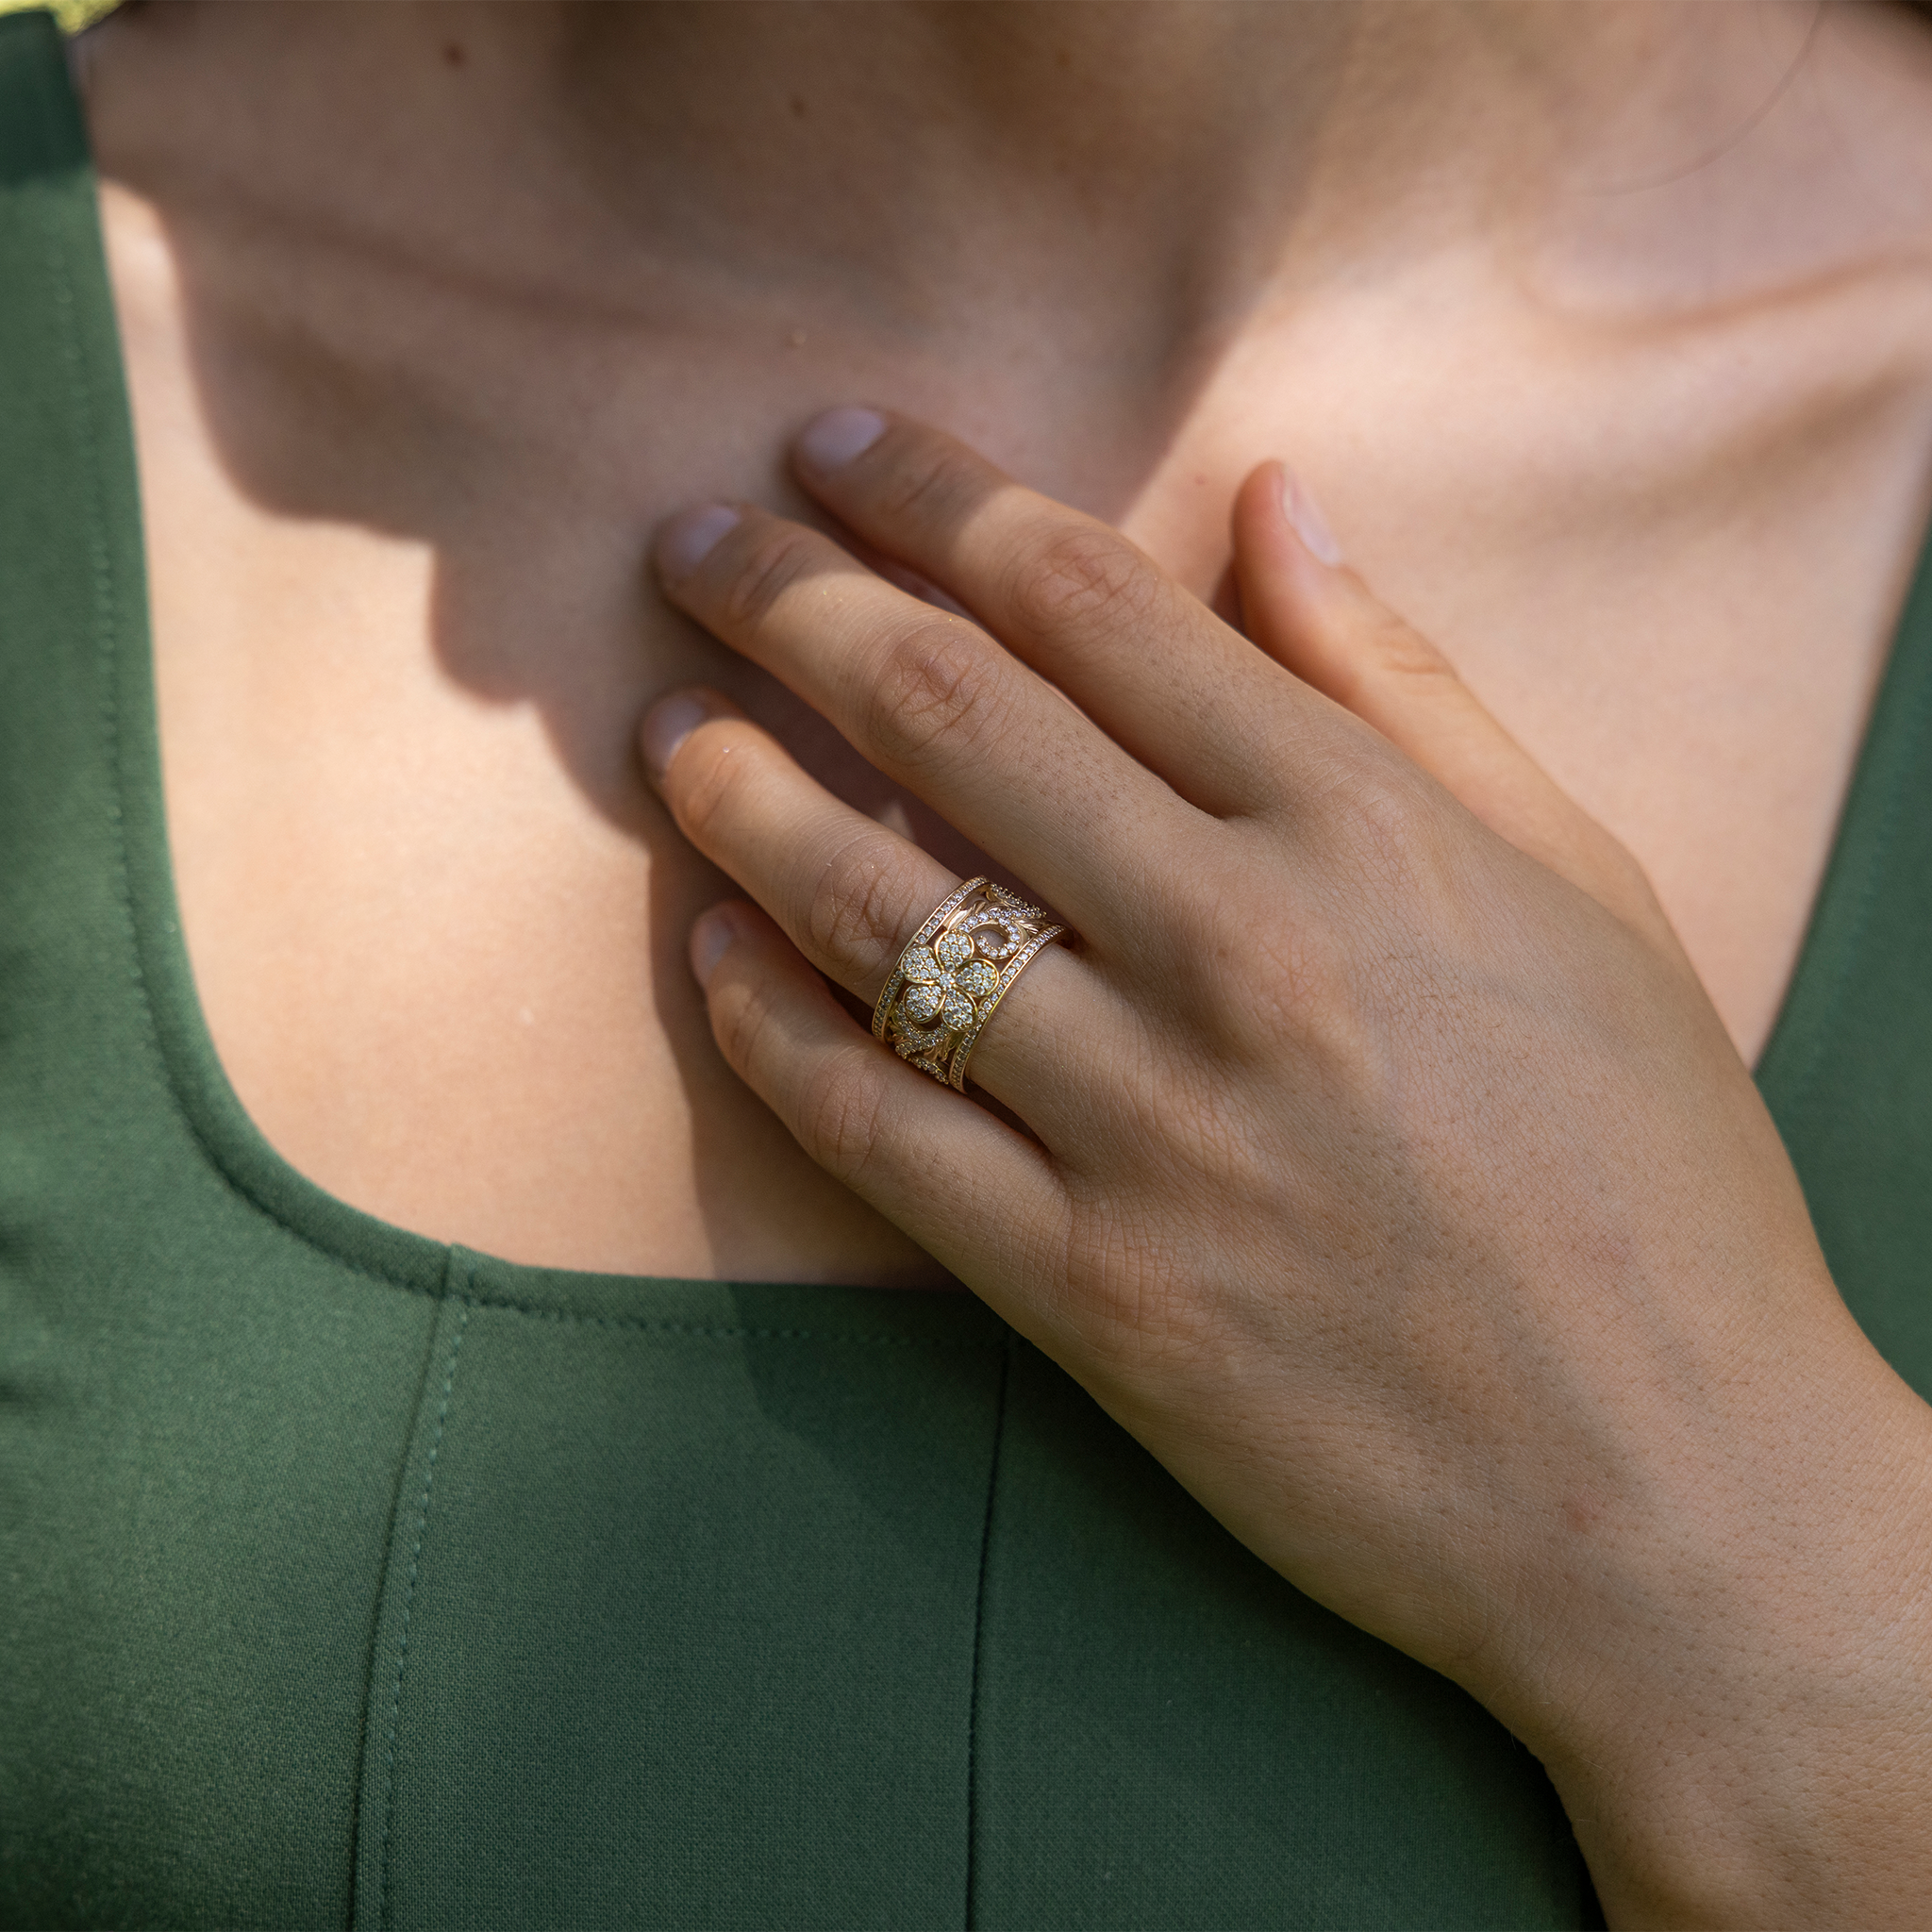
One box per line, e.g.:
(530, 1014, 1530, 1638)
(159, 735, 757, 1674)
(641, 686, 1103, 1128)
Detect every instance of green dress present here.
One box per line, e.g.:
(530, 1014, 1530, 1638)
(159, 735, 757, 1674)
(3, 10, 1927, 1926)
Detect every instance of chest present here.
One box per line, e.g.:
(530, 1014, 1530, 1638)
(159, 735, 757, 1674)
(104, 185, 1932, 1280)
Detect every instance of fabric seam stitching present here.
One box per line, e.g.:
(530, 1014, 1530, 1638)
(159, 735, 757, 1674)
(453, 1299, 1003, 1346)
(343, 1257, 457, 1932)
(373, 1300, 469, 1932)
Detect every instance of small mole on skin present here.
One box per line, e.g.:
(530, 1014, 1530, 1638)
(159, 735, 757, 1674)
(441, 41, 466, 69)
(789, 328, 808, 348)
(789, 92, 808, 120)
(1564, 1493, 1603, 1536)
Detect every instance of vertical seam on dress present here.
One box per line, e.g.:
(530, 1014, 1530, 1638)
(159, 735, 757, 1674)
(374, 1299, 470, 1932)
(343, 1254, 458, 1932)
(963, 1327, 1011, 1932)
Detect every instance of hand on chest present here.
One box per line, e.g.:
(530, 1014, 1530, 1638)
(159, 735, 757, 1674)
(111, 178, 1932, 1272)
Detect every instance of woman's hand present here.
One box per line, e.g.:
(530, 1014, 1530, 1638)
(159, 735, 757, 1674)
(641, 409, 1932, 1928)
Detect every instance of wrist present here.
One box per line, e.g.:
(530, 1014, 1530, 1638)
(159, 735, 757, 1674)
(1479, 1323, 1932, 1926)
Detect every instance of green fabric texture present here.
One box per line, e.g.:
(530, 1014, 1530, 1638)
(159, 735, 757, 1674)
(1756, 520, 1932, 1394)
(0, 6, 1923, 1924)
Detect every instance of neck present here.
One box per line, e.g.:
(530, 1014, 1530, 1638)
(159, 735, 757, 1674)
(92, 0, 1838, 346)
(532, 0, 1830, 318)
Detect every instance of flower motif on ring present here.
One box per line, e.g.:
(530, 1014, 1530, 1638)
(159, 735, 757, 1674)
(897, 929, 1001, 1035)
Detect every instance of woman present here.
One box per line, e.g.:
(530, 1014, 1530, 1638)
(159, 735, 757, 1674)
(4, 1, 1931, 1924)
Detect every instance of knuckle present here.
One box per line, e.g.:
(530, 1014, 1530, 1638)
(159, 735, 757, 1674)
(799, 834, 911, 978)
(1120, 842, 1346, 1064)
(1158, 872, 1336, 1061)
(709, 971, 779, 1082)
(1303, 754, 1438, 898)
(1338, 778, 1438, 903)
(716, 524, 824, 637)
(872, 439, 984, 531)
(793, 1045, 891, 1184)
(1004, 525, 1160, 642)
(672, 733, 758, 847)
(1203, 902, 1328, 1048)
(1363, 608, 1457, 687)
(1347, 760, 1433, 854)
(862, 620, 1008, 766)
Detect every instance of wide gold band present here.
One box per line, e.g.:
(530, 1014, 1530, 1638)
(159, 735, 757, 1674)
(873, 877, 1065, 1091)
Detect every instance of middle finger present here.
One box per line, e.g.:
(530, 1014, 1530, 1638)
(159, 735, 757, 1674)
(653, 500, 1191, 938)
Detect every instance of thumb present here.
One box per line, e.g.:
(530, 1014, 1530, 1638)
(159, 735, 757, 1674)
(1232, 460, 1682, 958)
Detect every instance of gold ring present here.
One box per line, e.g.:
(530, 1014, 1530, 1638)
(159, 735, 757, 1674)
(873, 877, 1066, 1091)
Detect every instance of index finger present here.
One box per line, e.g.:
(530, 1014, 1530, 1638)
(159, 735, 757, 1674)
(790, 408, 1309, 818)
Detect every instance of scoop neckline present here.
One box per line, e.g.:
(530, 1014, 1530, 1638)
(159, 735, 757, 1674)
(55, 15, 1931, 1310)
(47, 86, 935, 1315)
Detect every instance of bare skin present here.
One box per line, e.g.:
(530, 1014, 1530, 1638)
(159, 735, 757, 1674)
(76, 0, 1932, 1283)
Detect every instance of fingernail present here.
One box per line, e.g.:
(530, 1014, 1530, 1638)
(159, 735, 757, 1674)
(690, 906, 738, 988)
(641, 691, 714, 778)
(797, 406, 887, 474)
(1280, 466, 1343, 566)
(655, 503, 741, 581)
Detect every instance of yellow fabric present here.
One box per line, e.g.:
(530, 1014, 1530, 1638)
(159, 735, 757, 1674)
(0, 0, 116, 34)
